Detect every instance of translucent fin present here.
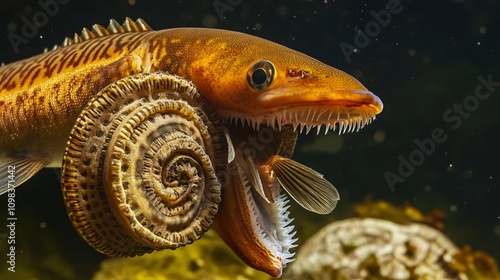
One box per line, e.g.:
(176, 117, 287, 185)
(0, 155, 47, 195)
(234, 144, 271, 203)
(268, 155, 339, 214)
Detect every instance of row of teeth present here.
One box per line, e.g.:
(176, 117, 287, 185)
(274, 193, 298, 264)
(292, 117, 375, 135)
(225, 109, 376, 135)
(240, 170, 297, 264)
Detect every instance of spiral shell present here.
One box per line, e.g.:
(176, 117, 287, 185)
(61, 72, 227, 257)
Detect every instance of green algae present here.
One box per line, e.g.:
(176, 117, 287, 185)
(92, 230, 272, 280)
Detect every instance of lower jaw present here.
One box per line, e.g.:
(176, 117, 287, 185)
(212, 158, 290, 278)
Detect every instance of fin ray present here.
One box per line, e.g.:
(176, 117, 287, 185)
(268, 156, 339, 214)
(0, 155, 47, 195)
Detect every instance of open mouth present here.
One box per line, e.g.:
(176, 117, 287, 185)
(215, 99, 381, 277)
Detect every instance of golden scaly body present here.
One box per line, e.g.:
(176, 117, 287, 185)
(0, 21, 226, 165)
(0, 32, 150, 164)
(0, 18, 383, 277)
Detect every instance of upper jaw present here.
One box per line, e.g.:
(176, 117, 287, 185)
(256, 88, 384, 114)
(221, 88, 383, 133)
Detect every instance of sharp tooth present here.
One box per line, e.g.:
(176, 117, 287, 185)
(305, 124, 313, 134)
(282, 217, 294, 227)
(283, 225, 295, 235)
(338, 122, 344, 135)
(275, 115, 281, 131)
(299, 123, 305, 134)
(287, 239, 299, 248)
(316, 124, 322, 135)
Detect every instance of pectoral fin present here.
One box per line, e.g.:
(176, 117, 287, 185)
(267, 155, 339, 214)
(0, 154, 48, 195)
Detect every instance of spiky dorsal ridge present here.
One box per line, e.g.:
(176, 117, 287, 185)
(45, 17, 153, 52)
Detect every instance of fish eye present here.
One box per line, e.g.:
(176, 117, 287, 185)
(247, 60, 275, 91)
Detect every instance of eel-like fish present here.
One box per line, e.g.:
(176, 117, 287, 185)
(0, 18, 382, 277)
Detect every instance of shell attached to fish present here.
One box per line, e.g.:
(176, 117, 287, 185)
(60, 72, 227, 256)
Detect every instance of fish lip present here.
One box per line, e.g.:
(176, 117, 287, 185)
(258, 89, 384, 115)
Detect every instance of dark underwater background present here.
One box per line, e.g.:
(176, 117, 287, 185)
(0, 0, 499, 279)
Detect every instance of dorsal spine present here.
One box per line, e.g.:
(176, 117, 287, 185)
(46, 17, 153, 52)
